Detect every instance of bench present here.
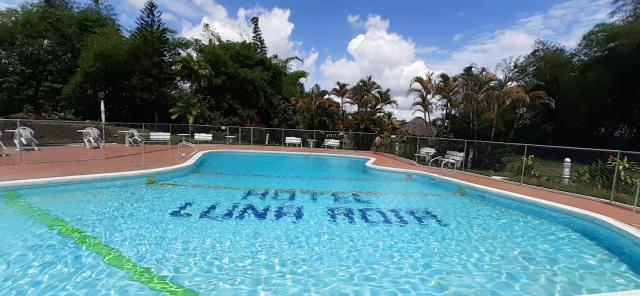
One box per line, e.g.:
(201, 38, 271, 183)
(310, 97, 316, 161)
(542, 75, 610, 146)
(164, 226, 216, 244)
(429, 150, 465, 170)
(285, 136, 302, 147)
(414, 147, 436, 163)
(322, 139, 340, 149)
(194, 133, 213, 143)
(148, 132, 171, 144)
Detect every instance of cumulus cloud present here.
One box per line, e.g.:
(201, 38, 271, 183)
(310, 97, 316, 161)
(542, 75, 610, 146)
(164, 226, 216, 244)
(123, 0, 303, 59)
(431, 0, 611, 73)
(320, 14, 430, 116)
(320, 14, 436, 120)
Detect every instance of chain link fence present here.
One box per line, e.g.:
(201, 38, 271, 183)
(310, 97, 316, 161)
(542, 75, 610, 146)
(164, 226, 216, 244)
(1, 119, 639, 210)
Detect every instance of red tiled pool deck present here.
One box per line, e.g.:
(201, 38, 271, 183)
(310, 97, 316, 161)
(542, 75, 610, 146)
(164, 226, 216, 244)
(1, 144, 639, 227)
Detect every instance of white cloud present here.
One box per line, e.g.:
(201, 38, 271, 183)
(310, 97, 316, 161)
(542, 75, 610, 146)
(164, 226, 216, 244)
(431, 30, 537, 73)
(0, 0, 19, 9)
(320, 14, 432, 120)
(179, 2, 301, 58)
(415, 46, 441, 54)
(162, 12, 177, 22)
(319, 0, 611, 121)
(431, 0, 611, 73)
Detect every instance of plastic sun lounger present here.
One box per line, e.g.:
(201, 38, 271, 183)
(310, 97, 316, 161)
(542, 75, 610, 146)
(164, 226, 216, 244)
(80, 127, 104, 149)
(127, 129, 144, 146)
(285, 137, 302, 147)
(414, 147, 436, 163)
(429, 150, 465, 170)
(12, 127, 39, 151)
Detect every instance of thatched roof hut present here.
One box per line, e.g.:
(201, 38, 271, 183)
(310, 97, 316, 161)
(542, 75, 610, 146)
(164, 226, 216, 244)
(397, 117, 438, 137)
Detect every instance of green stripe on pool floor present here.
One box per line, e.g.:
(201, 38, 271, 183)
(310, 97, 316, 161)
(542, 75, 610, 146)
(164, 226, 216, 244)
(2, 192, 198, 296)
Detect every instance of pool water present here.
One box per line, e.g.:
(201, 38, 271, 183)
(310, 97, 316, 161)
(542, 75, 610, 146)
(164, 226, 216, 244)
(2, 151, 640, 295)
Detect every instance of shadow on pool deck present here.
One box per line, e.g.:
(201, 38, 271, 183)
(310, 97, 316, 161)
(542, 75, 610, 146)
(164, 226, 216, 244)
(1, 144, 639, 227)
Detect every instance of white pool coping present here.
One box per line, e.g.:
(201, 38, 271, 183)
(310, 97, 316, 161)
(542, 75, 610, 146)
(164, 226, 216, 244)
(1, 149, 639, 295)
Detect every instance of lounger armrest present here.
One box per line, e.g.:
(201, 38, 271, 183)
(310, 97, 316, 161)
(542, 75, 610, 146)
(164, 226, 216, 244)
(428, 156, 444, 166)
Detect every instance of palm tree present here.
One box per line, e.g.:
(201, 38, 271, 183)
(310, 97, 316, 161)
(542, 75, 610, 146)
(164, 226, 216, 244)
(175, 52, 213, 94)
(382, 111, 399, 135)
(434, 73, 458, 129)
(348, 76, 381, 112)
(506, 86, 554, 140)
(170, 95, 211, 133)
(408, 72, 437, 126)
(375, 88, 398, 113)
(452, 65, 495, 140)
(292, 84, 339, 130)
(331, 82, 349, 117)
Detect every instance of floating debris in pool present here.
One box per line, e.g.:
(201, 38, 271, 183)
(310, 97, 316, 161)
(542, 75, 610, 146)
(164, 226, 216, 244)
(146, 176, 156, 185)
(457, 186, 466, 196)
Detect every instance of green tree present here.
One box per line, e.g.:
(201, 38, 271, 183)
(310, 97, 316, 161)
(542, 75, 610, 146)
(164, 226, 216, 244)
(63, 27, 132, 120)
(169, 93, 211, 126)
(330, 81, 349, 117)
(610, 0, 640, 23)
(434, 73, 458, 131)
(0, 1, 117, 118)
(250, 16, 267, 56)
(408, 72, 437, 124)
(129, 0, 178, 123)
(292, 84, 339, 130)
(175, 52, 214, 94)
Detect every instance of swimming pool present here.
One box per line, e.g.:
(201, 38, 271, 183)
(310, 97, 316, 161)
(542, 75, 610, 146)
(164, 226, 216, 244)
(2, 151, 640, 295)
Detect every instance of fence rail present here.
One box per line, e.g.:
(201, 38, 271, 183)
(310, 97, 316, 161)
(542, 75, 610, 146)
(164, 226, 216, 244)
(1, 118, 639, 210)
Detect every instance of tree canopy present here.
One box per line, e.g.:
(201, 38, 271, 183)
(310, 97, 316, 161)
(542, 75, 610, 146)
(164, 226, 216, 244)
(1, 0, 639, 150)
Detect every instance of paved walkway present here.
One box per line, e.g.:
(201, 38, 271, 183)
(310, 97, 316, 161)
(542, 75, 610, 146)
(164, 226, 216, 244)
(1, 144, 639, 226)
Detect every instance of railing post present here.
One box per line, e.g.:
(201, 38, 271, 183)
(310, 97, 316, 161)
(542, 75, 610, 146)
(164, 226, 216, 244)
(520, 144, 528, 184)
(462, 140, 468, 171)
(250, 127, 253, 145)
(633, 182, 639, 213)
(102, 119, 107, 160)
(17, 119, 22, 164)
(281, 128, 285, 146)
(610, 151, 622, 203)
(238, 127, 241, 145)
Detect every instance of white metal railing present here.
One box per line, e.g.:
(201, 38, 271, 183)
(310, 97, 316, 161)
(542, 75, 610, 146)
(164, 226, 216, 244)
(1, 118, 639, 210)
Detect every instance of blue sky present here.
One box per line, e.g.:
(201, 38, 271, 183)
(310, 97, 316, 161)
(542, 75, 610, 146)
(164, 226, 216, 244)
(1, 0, 614, 119)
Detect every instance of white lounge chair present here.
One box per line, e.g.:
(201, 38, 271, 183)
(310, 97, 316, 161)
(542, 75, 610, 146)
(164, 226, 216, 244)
(194, 133, 213, 143)
(0, 131, 6, 156)
(429, 150, 465, 170)
(414, 147, 436, 163)
(285, 137, 302, 147)
(13, 127, 38, 151)
(80, 127, 104, 149)
(322, 139, 340, 149)
(127, 129, 144, 146)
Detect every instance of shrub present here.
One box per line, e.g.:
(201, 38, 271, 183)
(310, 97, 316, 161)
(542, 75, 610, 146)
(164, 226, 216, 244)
(575, 156, 638, 189)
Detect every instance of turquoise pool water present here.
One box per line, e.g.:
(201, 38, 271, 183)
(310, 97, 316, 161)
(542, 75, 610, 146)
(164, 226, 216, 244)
(2, 151, 640, 295)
